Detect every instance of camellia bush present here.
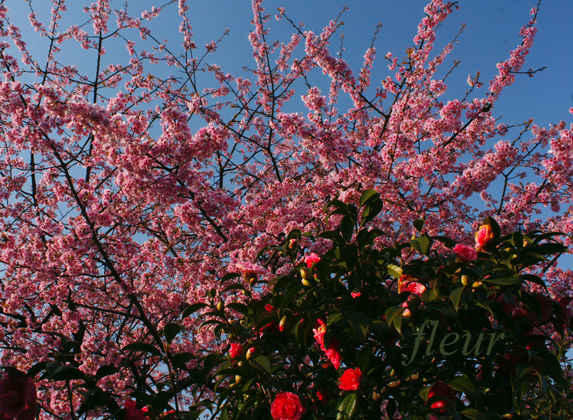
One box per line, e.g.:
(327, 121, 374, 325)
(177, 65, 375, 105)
(190, 190, 573, 419)
(0, 0, 572, 418)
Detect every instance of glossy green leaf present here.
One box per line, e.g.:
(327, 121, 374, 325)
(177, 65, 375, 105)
(413, 219, 424, 232)
(249, 355, 271, 374)
(450, 286, 465, 312)
(164, 322, 181, 344)
(449, 375, 477, 396)
(482, 276, 519, 286)
(336, 392, 357, 420)
(181, 303, 208, 319)
(122, 342, 162, 356)
(360, 199, 383, 227)
(346, 312, 370, 340)
(172, 352, 195, 369)
(340, 215, 354, 242)
(386, 264, 402, 278)
(359, 189, 379, 207)
(220, 272, 241, 284)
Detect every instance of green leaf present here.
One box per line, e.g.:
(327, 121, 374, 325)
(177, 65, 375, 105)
(536, 242, 567, 255)
(225, 303, 250, 315)
(336, 392, 358, 420)
(95, 365, 119, 380)
(520, 274, 546, 289)
(27, 361, 48, 379)
(279, 284, 304, 311)
(410, 235, 430, 255)
(318, 230, 344, 243)
(325, 199, 348, 211)
(268, 274, 294, 290)
(50, 365, 85, 381)
(356, 228, 383, 248)
(122, 342, 162, 356)
(327, 312, 344, 326)
(164, 322, 181, 344)
(432, 235, 457, 248)
(385, 398, 396, 418)
(449, 375, 477, 396)
(392, 309, 405, 336)
(360, 199, 383, 227)
(223, 283, 247, 293)
(172, 352, 195, 369)
(181, 303, 208, 319)
(450, 286, 465, 312)
(359, 189, 379, 207)
(511, 231, 523, 249)
(346, 312, 370, 340)
(413, 219, 424, 232)
(460, 408, 491, 420)
(249, 356, 271, 374)
(340, 215, 354, 242)
(78, 389, 112, 415)
(220, 272, 241, 284)
(482, 276, 519, 286)
(386, 264, 402, 278)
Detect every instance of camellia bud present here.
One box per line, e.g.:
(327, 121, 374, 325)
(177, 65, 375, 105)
(248, 275, 257, 286)
(279, 316, 287, 332)
(472, 281, 483, 288)
(235, 375, 243, 384)
(246, 346, 256, 360)
(300, 269, 311, 286)
(461, 275, 469, 287)
(216, 301, 224, 311)
(208, 288, 217, 299)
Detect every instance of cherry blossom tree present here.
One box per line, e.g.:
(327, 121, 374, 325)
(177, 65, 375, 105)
(0, 0, 571, 417)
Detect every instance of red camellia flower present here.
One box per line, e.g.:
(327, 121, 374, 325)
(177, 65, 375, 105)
(452, 243, 477, 262)
(339, 367, 363, 391)
(0, 371, 37, 420)
(229, 342, 244, 359)
(305, 253, 321, 268)
(475, 225, 494, 251)
(124, 400, 147, 420)
(270, 392, 305, 420)
(427, 381, 456, 413)
(402, 282, 426, 295)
